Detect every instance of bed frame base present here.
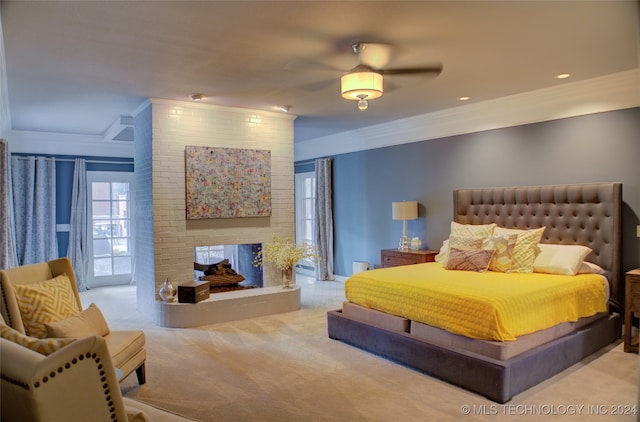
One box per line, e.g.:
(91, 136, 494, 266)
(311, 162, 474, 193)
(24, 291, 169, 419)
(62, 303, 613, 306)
(327, 310, 620, 403)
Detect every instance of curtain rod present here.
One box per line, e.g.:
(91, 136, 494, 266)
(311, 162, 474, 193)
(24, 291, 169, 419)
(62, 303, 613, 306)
(13, 156, 133, 165)
(295, 156, 333, 166)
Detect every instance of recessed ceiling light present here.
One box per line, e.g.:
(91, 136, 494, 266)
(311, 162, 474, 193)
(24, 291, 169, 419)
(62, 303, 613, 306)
(279, 105, 291, 112)
(555, 73, 571, 79)
(458, 96, 470, 101)
(191, 93, 204, 101)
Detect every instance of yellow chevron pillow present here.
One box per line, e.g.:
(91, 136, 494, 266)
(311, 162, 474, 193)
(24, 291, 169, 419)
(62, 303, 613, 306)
(482, 233, 518, 272)
(0, 323, 75, 355)
(13, 274, 80, 338)
(493, 226, 546, 273)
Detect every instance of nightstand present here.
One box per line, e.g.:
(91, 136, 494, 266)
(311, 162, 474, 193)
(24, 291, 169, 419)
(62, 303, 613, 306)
(380, 249, 438, 268)
(624, 269, 640, 353)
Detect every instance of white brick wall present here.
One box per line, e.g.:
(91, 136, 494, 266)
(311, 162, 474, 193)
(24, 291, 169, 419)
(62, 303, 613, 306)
(141, 99, 295, 318)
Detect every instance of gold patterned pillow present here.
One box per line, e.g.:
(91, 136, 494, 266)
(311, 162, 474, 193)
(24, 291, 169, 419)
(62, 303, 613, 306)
(445, 248, 494, 272)
(0, 323, 75, 355)
(13, 274, 80, 338)
(482, 234, 518, 272)
(493, 227, 546, 273)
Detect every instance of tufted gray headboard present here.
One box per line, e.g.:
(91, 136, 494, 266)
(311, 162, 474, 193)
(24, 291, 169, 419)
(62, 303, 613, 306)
(454, 183, 622, 312)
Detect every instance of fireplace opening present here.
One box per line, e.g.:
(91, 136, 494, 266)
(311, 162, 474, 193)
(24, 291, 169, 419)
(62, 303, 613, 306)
(194, 244, 263, 293)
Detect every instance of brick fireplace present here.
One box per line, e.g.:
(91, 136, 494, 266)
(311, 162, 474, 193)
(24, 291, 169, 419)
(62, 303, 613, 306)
(133, 99, 298, 325)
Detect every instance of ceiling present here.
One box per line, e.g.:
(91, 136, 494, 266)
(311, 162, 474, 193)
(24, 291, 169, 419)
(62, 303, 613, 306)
(2, 1, 638, 144)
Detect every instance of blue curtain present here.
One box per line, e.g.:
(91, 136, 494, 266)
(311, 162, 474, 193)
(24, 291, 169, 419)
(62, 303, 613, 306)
(67, 158, 88, 291)
(1, 140, 18, 269)
(314, 158, 335, 281)
(11, 156, 58, 265)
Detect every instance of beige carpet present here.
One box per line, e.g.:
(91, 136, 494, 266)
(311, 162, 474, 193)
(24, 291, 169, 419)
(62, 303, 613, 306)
(81, 276, 638, 422)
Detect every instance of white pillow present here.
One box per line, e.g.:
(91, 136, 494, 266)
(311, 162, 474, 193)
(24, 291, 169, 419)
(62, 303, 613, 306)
(533, 243, 592, 276)
(577, 261, 606, 275)
(434, 239, 449, 263)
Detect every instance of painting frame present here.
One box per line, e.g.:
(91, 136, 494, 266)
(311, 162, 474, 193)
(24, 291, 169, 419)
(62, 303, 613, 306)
(185, 146, 271, 219)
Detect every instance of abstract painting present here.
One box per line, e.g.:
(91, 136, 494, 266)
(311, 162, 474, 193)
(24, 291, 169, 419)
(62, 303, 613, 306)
(185, 146, 271, 219)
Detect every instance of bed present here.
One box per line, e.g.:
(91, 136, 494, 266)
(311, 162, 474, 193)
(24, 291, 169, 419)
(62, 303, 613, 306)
(327, 183, 622, 403)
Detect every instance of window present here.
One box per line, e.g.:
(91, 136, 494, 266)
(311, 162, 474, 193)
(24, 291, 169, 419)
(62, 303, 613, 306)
(295, 171, 316, 271)
(194, 245, 226, 265)
(87, 172, 134, 287)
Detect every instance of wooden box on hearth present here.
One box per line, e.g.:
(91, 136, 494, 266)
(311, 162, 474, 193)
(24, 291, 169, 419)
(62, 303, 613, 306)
(178, 281, 210, 303)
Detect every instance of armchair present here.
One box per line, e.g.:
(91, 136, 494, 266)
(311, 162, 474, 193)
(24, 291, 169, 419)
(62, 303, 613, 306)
(0, 258, 146, 384)
(1, 335, 195, 421)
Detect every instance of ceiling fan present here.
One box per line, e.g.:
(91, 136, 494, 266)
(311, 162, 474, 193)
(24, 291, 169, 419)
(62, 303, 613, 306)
(340, 42, 442, 110)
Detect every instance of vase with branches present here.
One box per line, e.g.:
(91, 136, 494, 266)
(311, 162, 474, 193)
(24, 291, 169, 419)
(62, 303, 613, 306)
(254, 234, 318, 288)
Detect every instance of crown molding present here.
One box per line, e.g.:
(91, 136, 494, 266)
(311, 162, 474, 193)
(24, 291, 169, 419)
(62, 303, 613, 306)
(294, 69, 640, 162)
(150, 98, 298, 121)
(6, 130, 134, 157)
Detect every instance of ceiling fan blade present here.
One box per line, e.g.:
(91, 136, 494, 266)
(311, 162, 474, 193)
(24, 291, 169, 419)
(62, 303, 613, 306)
(380, 64, 443, 76)
(283, 58, 346, 73)
(357, 43, 393, 69)
(298, 78, 337, 92)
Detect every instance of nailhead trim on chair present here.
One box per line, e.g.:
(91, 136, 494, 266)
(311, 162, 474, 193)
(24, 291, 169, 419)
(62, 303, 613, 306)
(0, 373, 29, 390)
(0, 284, 13, 327)
(25, 352, 121, 421)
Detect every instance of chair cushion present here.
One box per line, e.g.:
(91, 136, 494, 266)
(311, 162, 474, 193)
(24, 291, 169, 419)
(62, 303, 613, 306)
(13, 274, 80, 338)
(122, 398, 196, 421)
(125, 405, 152, 422)
(0, 323, 75, 355)
(45, 303, 111, 338)
(106, 330, 146, 369)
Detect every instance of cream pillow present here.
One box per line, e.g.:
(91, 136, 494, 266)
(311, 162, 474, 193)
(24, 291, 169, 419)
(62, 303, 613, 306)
(13, 274, 80, 338)
(0, 323, 75, 355)
(493, 226, 545, 273)
(435, 222, 497, 264)
(450, 221, 497, 238)
(45, 303, 111, 338)
(533, 243, 592, 276)
(435, 235, 486, 265)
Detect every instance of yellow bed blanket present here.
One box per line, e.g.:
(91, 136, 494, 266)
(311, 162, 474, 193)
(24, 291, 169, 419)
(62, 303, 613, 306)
(345, 263, 607, 341)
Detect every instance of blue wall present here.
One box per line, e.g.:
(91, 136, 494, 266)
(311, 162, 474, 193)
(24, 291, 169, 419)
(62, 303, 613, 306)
(11, 153, 134, 258)
(297, 108, 640, 277)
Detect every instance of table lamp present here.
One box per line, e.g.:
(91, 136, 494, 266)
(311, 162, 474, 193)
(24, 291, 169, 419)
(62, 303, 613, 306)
(392, 201, 418, 251)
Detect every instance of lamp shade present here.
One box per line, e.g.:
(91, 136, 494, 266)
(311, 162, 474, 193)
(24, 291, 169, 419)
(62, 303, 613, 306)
(341, 71, 383, 100)
(392, 201, 418, 221)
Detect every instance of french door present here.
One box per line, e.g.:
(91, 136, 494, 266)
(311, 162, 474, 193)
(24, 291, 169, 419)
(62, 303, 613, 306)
(86, 171, 134, 287)
(294, 171, 316, 272)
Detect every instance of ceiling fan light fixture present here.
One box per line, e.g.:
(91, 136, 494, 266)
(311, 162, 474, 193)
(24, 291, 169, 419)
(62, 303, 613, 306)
(357, 95, 369, 111)
(341, 71, 383, 101)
